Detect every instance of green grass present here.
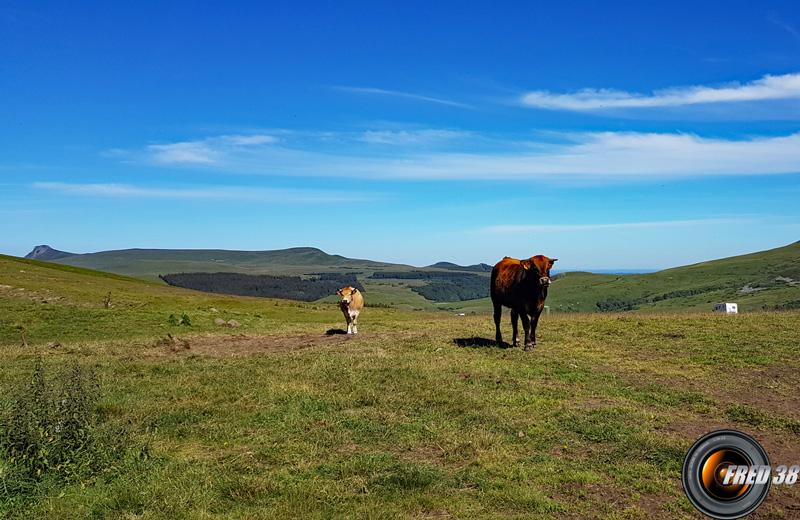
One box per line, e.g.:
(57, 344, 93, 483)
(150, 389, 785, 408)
(0, 254, 428, 345)
(31, 241, 800, 314)
(1, 255, 799, 518)
(436, 241, 800, 314)
(34, 246, 416, 281)
(547, 241, 800, 313)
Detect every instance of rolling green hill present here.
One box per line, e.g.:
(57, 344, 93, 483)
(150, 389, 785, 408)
(21, 241, 800, 313)
(1, 251, 799, 518)
(26, 245, 406, 280)
(547, 241, 800, 313)
(403, 241, 800, 313)
(24, 245, 489, 310)
(426, 261, 493, 272)
(0, 253, 419, 346)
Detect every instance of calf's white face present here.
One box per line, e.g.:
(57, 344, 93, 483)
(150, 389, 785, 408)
(337, 287, 357, 305)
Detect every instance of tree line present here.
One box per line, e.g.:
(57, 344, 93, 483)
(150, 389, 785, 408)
(370, 271, 487, 280)
(159, 272, 363, 302)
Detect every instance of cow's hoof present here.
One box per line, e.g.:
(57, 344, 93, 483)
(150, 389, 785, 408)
(512, 341, 519, 348)
(524, 344, 535, 352)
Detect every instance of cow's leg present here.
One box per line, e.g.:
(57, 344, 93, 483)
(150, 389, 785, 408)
(341, 310, 349, 333)
(510, 309, 519, 347)
(351, 312, 358, 334)
(344, 312, 353, 334)
(493, 303, 503, 346)
(520, 311, 532, 351)
(529, 312, 541, 348)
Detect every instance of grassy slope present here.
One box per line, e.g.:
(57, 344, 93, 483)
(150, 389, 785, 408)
(548, 241, 800, 313)
(40, 247, 461, 309)
(32, 242, 800, 313)
(442, 241, 800, 314)
(44, 247, 414, 281)
(1, 255, 799, 518)
(0, 254, 430, 346)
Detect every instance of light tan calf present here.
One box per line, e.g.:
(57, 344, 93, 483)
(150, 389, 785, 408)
(336, 286, 364, 334)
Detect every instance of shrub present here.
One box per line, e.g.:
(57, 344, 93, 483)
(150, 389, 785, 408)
(0, 358, 128, 488)
(168, 313, 192, 326)
(768, 299, 800, 310)
(595, 298, 640, 312)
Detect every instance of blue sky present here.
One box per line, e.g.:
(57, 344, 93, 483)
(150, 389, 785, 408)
(2, 1, 799, 270)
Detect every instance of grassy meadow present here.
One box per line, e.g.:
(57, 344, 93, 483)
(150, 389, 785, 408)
(1, 254, 799, 518)
(30, 241, 800, 314)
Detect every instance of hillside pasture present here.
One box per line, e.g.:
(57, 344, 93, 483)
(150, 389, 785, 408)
(1, 254, 799, 518)
(29, 242, 800, 314)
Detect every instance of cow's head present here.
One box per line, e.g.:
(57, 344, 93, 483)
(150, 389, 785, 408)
(520, 255, 558, 288)
(337, 286, 359, 305)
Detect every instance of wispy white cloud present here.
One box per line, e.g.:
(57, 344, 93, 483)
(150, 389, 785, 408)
(32, 182, 373, 203)
(359, 129, 472, 145)
(218, 134, 277, 146)
(768, 14, 800, 42)
(333, 86, 474, 109)
(123, 130, 800, 181)
(146, 134, 277, 165)
(480, 218, 747, 234)
(520, 73, 800, 111)
(148, 142, 219, 165)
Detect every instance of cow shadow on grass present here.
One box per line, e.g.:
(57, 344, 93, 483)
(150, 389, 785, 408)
(325, 328, 348, 336)
(453, 337, 512, 349)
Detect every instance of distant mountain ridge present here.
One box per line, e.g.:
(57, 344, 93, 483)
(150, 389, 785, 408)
(25, 245, 75, 261)
(14, 241, 800, 312)
(22, 245, 415, 281)
(427, 261, 493, 272)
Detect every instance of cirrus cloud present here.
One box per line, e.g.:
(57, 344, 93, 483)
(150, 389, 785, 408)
(146, 134, 277, 165)
(479, 218, 748, 234)
(521, 73, 800, 111)
(32, 182, 375, 203)
(122, 130, 800, 181)
(333, 86, 474, 109)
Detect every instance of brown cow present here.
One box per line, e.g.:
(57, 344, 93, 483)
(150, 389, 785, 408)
(336, 286, 364, 334)
(490, 255, 557, 350)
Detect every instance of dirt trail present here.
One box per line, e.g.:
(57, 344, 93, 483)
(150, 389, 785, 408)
(154, 330, 392, 357)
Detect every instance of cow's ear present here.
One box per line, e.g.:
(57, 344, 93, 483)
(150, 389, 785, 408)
(549, 258, 558, 265)
(520, 260, 531, 270)
(352, 287, 358, 293)
(336, 289, 343, 296)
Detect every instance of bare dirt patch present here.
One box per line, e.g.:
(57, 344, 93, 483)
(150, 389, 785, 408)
(549, 481, 679, 519)
(154, 331, 386, 357)
(592, 352, 800, 422)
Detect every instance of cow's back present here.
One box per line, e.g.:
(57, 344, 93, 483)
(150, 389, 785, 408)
(350, 290, 365, 312)
(491, 257, 523, 305)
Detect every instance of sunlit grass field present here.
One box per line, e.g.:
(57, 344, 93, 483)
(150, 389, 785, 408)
(1, 254, 799, 518)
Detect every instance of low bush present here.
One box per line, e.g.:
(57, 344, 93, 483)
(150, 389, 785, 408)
(0, 358, 137, 506)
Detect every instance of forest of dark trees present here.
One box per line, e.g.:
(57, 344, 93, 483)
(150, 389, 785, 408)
(160, 269, 492, 304)
(159, 272, 363, 302)
(369, 270, 490, 301)
(410, 276, 489, 301)
(369, 271, 485, 280)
